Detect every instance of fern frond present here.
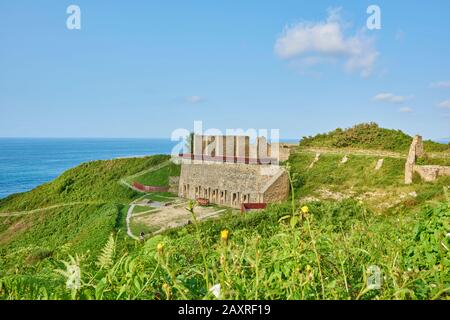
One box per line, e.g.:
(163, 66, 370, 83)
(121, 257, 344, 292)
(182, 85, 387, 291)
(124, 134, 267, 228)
(97, 233, 116, 269)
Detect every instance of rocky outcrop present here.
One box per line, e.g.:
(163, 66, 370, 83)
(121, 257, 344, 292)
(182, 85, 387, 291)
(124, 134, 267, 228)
(375, 159, 384, 170)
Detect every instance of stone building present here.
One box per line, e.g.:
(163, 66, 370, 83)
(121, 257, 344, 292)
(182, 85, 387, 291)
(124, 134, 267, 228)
(405, 135, 450, 184)
(178, 135, 290, 209)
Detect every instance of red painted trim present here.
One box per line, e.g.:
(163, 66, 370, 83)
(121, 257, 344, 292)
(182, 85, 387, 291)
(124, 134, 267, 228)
(132, 182, 169, 193)
(241, 203, 267, 212)
(178, 153, 276, 165)
(196, 198, 210, 206)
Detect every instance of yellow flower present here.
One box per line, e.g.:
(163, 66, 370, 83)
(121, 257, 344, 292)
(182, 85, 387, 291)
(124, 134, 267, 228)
(301, 206, 309, 214)
(220, 229, 229, 242)
(162, 283, 171, 299)
(157, 242, 164, 254)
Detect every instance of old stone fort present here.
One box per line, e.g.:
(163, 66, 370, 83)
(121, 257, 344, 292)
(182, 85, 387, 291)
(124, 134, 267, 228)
(177, 135, 291, 209)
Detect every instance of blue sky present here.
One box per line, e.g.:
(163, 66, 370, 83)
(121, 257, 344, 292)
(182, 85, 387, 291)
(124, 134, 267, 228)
(0, 0, 449, 140)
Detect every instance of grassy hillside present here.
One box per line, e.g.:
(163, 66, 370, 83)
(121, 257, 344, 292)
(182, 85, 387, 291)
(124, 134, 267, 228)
(1, 200, 448, 300)
(288, 151, 450, 211)
(132, 163, 180, 186)
(299, 123, 450, 153)
(0, 155, 170, 212)
(0, 204, 120, 274)
(0, 155, 178, 278)
(1, 128, 449, 300)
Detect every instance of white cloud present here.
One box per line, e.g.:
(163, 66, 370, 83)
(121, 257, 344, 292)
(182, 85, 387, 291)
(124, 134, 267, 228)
(373, 93, 413, 104)
(438, 99, 450, 109)
(274, 8, 379, 77)
(185, 96, 204, 104)
(430, 81, 450, 89)
(399, 107, 413, 113)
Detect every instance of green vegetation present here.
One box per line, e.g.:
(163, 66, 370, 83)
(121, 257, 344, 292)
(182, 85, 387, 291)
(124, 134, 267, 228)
(288, 151, 449, 212)
(0, 154, 179, 284)
(0, 204, 119, 274)
(289, 152, 404, 191)
(136, 192, 178, 203)
(132, 205, 157, 214)
(299, 122, 450, 153)
(416, 155, 450, 167)
(1, 200, 448, 299)
(0, 155, 171, 213)
(129, 220, 159, 236)
(0, 125, 449, 300)
(133, 163, 180, 186)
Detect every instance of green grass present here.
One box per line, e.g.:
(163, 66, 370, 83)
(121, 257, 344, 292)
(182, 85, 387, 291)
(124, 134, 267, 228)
(289, 152, 405, 192)
(0, 204, 118, 274)
(0, 155, 171, 213)
(1, 128, 449, 300)
(129, 220, 159, 236)
(132, 205, 157, 214)
(1, 200, 448, 300)
(136, 192, 178, 203)
(416, 155, 450, 166)
(133, 162, 180, 186)
(0, 154, 178, 282)
(299, 122, 450, 153)
(287, 151, 449, 211)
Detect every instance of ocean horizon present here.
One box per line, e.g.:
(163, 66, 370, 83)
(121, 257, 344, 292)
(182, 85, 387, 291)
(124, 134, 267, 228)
(0, 137, 300, 200)
(0, 138, 180, 200)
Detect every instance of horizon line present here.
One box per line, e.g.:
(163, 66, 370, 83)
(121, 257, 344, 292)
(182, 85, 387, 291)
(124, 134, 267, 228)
(0, 136, 301, 141)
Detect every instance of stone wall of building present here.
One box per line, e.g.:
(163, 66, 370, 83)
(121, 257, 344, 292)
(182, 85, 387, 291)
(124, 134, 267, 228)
(188, 134, 295, 164)
(178, 162, 288, 208)
(413, 165, 450, 182)
(269, 143, 296, 163)
(261, 169, 290, 204)
(405, 135, 423, 184)
(405, 135, 450, 184)
(168, 176, 180, 193)
(178, 134, 290, 208)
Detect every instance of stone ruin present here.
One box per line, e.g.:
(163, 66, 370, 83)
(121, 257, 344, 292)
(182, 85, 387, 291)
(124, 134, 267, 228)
(405, 135, 450, 184)
(178, 135, 290, 209)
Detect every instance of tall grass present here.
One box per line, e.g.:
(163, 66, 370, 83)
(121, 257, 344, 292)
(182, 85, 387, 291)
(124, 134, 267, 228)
(1, 200, 448, 300)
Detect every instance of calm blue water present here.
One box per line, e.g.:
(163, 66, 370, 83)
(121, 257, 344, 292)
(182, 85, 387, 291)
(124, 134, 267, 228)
(0, 138, 177, 199)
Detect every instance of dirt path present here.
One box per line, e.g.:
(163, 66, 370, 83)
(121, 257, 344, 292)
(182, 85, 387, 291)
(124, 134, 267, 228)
(0, 201, 105, 217)
(296, 147, 406, 159)
(126, 204, 139, 240)
(151, 208, 227, 235)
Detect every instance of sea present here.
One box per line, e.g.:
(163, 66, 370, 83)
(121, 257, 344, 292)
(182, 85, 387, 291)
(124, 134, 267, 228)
(0, 138, 178, 199)
(0, 137, 303, 200)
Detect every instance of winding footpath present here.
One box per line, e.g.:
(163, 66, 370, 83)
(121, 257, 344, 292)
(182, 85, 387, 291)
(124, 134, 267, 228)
(120, 160, 172, 239)
(126, 204, 139, 240)
(0, 201, 105, 217)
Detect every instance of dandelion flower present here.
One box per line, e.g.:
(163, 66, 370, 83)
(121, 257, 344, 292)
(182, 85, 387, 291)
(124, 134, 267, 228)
(301, 206, 309, 214)
(221, 229, 229, 243)
(157, 242, 164, 254)
(162, 283, 171, 299)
